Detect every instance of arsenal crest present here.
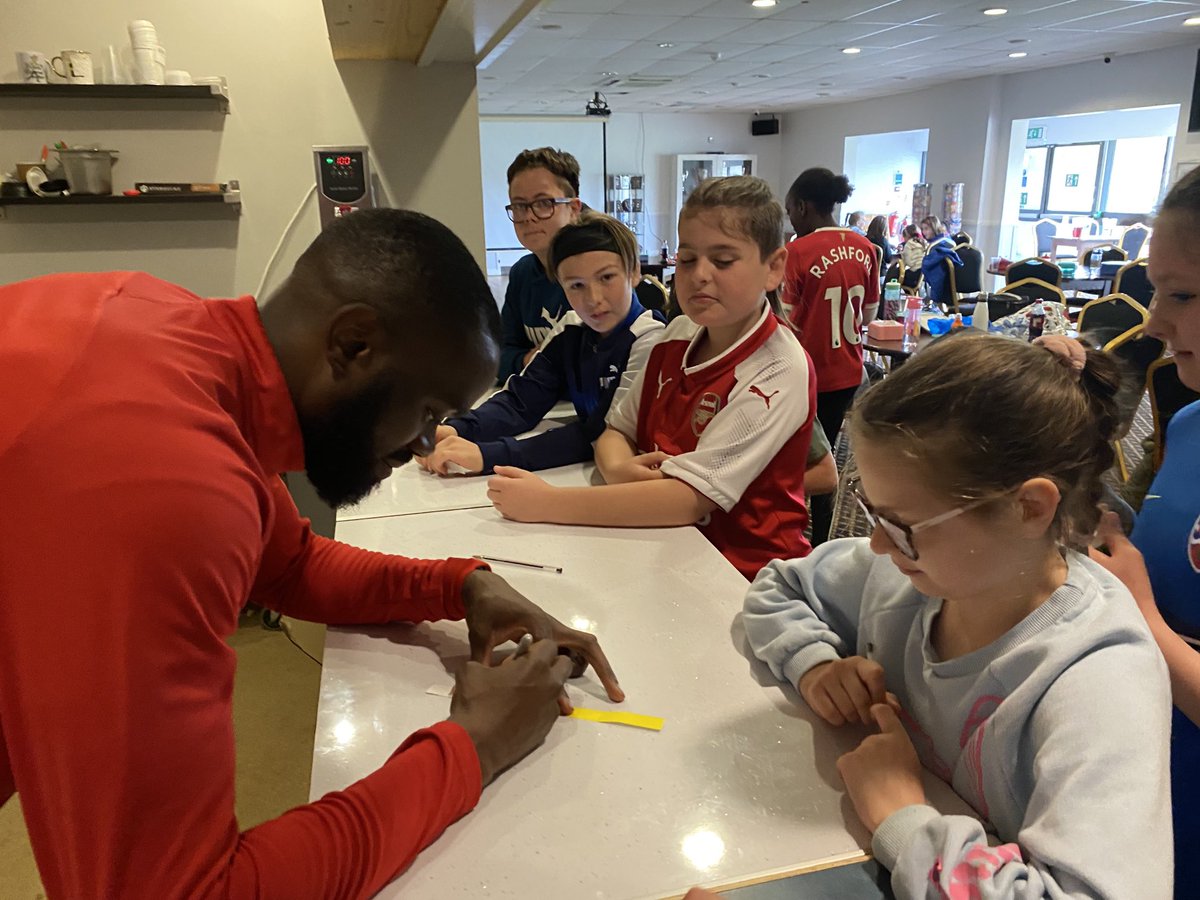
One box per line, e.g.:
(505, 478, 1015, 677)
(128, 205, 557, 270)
(692, 392, 722, 436)
(1190, 512, 1200, 574)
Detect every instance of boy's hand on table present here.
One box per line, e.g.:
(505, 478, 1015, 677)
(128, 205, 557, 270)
(487, 466, 556, 521)
(461, 568, 624, 712)
(798, 656, 888, 726)
(421, 437, 484, 476)
(837, 703, 926, 833)
(415, 425, 460, 471)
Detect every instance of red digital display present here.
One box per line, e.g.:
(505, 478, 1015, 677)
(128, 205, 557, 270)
(336, 156, 353, 166)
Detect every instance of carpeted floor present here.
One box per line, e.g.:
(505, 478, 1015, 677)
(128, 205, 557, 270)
(0, 613, 322, 899)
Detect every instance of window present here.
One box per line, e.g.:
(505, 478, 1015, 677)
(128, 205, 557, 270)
(1019, 147, 1047, 213)
(1019, 136, 1172, 220)
(1105, 136, 1170, 215)
(1045, 143, 1102, 214)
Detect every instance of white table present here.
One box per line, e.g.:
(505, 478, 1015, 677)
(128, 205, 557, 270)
(338, 409, 592, 521)
(312, 510, 971, 898)
(336, 461, 599, 520)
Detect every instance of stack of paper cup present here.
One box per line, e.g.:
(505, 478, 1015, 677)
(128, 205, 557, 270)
(128, 20, 164, 85)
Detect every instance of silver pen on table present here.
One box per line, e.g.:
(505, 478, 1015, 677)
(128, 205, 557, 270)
(473, 554, 564, 574)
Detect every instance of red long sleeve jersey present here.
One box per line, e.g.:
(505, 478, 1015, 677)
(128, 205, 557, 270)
(782, 227, 881, 393)
(0, 273, 486, 899)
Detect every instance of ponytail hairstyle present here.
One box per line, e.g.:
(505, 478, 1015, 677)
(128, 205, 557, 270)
(680, 175, 786, 315)
(850, 332, 1124, 544)
(785, 167, 854, 217)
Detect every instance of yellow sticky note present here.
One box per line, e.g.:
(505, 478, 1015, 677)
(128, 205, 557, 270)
(570, 707, 664, 732)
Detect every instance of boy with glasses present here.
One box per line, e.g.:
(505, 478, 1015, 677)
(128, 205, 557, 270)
(498, 148, 584, 383)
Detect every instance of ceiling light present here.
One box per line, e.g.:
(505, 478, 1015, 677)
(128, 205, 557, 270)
(537, 23, 562, 30)
(601, 71, 618, 76)
(1186, 16, 1200, 26)
(752, 73, 770, 79)
(1008, 51, 1027, 58)
(750, 0, 778, 7)
(658, 42, 674, 48)
(983, 7, 1008, 15)
(816, 92, 830, 96)
(842, 47, 861, 54)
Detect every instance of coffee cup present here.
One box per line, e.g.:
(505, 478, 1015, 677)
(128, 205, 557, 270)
(51, 50, 94, 85)
(15, 50, 49, 84)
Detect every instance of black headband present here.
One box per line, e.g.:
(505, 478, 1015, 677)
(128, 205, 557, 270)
(550, 220, 625, 269)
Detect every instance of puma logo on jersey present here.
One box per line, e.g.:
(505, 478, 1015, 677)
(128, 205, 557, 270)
(748, 385, 780, 408)
(656, 372, 673, 399)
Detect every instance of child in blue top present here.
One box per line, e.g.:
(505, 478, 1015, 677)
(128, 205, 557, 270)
(497, 148, 584, 383)
(418, 213, 664, 476)
(1087, 162, 1200, 894)
(739, 332, 1172, 899)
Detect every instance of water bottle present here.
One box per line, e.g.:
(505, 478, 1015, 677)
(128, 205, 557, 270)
(661, 243, 669, 265)
(1089, 247, 1102, 269)
(1028, 301, 1046, 341)
(972, 297, 989, 330)
(884, 279, 901, 319)
(903, 296, 921, 346)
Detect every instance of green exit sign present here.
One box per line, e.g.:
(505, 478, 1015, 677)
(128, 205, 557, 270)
(1027, 126, 1044, 140)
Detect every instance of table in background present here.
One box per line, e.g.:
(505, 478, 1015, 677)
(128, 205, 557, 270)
(641, 261, 676, 285)
(862, 331, 933, 371)
(1048, 235, 1114, 260)
(313, 509, 972, 899)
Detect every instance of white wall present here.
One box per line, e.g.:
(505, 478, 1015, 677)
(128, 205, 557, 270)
(1025, 105, 1180, 147)
(479, 110, 780, 273)
(1, 2, 485, 299)
(842, 129, 928, 228)
(781, 43, 1200, 261)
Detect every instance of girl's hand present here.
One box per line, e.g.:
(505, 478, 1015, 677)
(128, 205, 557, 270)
(798, 656, 887, 726)
(1089, 510, 1157, 615)
(487, 466, 555, 522)
(422, 437, 484, 476)
(837, 703, 927, 833)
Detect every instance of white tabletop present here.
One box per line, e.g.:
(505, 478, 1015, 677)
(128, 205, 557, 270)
(336, 460, 599, 520)
(312, 510, 977, 898)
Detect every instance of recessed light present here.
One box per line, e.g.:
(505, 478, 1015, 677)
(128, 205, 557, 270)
(842, 47, 861, 54)
(601, 71, 618, 76)
(750, 0, 778, 7)
(658, 42, 674, 48)
(752, 73, 770, 78)
(983, 7, 1008, 15)
(1008, 38, 1028, 44)
(1008, 51, 1027, 58)
(1186, 16, 1200, 26)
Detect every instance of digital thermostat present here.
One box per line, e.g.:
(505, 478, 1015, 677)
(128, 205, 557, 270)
(313, 144, 375, 229)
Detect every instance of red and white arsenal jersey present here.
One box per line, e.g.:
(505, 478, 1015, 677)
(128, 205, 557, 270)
(783, 227, 880, 393)
(607, 305, 816, 579)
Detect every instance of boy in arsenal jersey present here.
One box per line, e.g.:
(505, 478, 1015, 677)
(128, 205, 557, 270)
(487, 176, 817, 579)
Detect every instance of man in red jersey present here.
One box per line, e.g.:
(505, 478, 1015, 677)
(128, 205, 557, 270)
(0, 209, 621, 899)
(783, 167, 880, 545)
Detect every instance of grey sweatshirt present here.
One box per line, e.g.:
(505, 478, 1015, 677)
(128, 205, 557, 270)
(743, 538, 1173, 899)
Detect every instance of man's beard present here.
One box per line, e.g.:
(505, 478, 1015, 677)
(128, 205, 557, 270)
(298, 379, 397, 508)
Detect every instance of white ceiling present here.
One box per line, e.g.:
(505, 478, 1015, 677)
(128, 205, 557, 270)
(477, 0, 1200, 114)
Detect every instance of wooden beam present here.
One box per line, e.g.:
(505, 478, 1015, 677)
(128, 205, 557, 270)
(323, 0, 449, 62)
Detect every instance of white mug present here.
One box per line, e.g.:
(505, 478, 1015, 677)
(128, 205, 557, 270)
(15, 50, 49, 84)
(51, 50, 94, 85)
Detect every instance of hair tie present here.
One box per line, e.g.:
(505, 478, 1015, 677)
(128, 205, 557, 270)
(1033, 334, 1086, 380)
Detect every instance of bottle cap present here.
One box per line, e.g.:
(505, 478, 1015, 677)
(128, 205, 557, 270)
(905, 296, 921, 309)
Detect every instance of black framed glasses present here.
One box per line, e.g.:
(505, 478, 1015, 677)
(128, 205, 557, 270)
(505, 197, 573, 222)
(848, 477, 995, 561)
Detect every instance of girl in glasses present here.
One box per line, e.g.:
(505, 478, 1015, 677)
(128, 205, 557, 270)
(741, 331, 1172, 898)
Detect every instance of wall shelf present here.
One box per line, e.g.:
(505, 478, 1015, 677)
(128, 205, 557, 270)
(0, 83, 230, 113)
(0, 185, 241, 217)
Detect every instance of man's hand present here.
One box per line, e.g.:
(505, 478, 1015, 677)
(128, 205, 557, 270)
(1089, 510, 1157, 615)
(487, 466, 556, 521)
(837, 703, 926, 833)
(421, 436, 485, 476)
(606, 450, 672, 484)
(448, 639, 572, 785)
(798, 656, 887, 726)
(461, 569, 624, 707)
